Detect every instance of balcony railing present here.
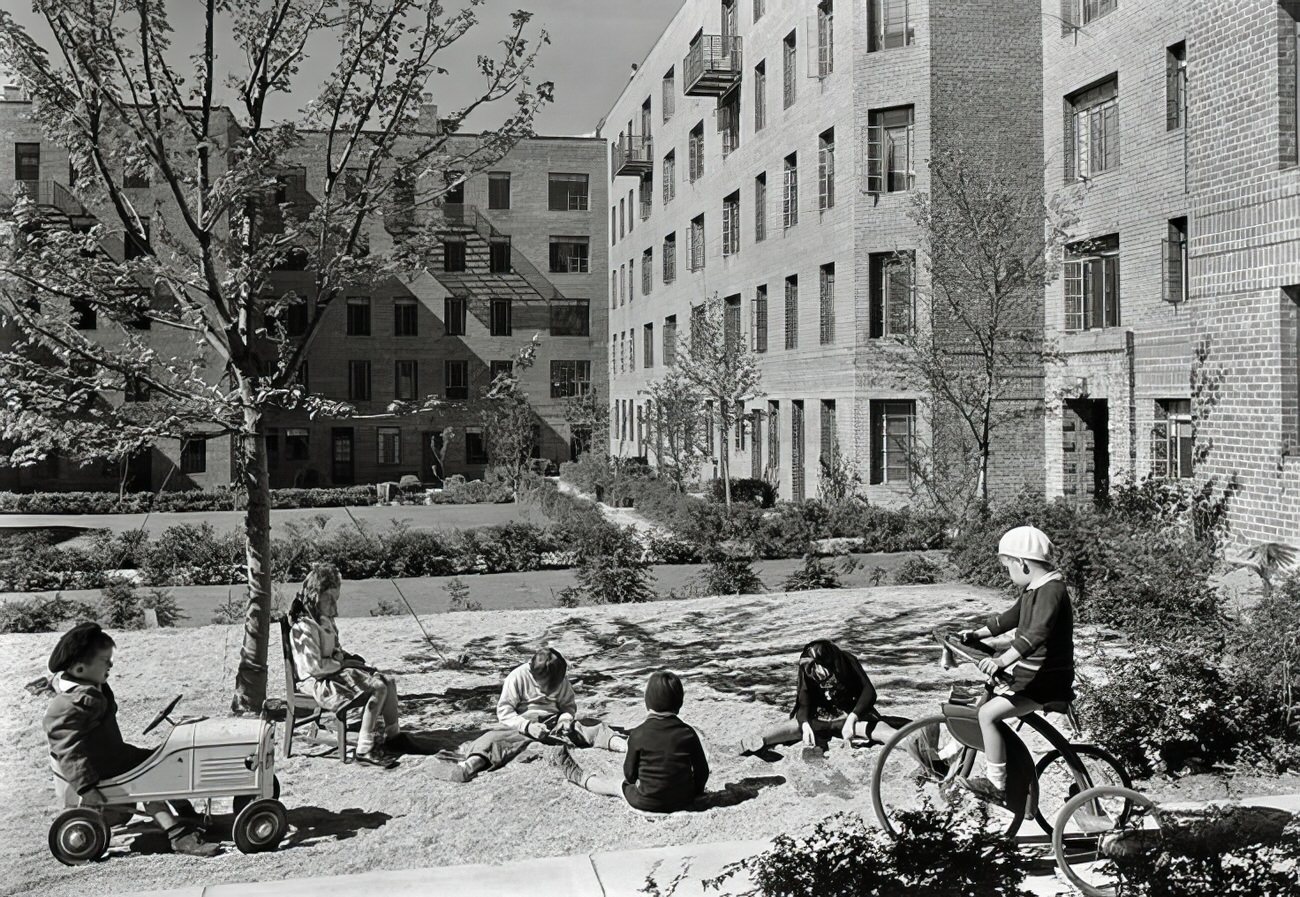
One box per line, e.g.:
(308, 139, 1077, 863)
(614, 134, 654, 177)
(684, 34, 743, 97)
(11, 179, 90, 220)
(439, 203, 567, 302)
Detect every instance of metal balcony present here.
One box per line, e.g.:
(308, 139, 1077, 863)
(684, 35, 742, 97)
(614, 135, 654, 177)
(11, 179, 91, 221)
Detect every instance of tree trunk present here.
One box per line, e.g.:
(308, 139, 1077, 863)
(721, 440, 732, 512)
(231, 408, 274, 714)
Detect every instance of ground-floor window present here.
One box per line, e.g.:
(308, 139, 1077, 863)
(1152, 398, 1192, 479)
(869, 400, 914, 484)
(378, 427, 401, 466)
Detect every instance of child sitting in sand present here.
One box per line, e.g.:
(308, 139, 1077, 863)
(43, 622, 220, 857)
(546, 670, 709, 813)
(429, 647, 627, 783)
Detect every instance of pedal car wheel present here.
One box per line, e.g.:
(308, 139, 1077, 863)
(232, 775, 281, 815)
(233, 799, 287, 854)
(1052, 784, 1161, 897)
(49, 808, 111, 866)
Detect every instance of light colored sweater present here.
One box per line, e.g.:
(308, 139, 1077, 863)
(496, 662, 577, 733)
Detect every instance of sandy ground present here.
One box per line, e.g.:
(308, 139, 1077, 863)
(4, 584, 1296, 897)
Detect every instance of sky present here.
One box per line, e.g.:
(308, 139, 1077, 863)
(6, 0, 686, 137)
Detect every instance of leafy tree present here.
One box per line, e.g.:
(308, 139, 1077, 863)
(480, 335, 541, 492)
(0, 0, 551, 712)
(640, 367, 704, 493)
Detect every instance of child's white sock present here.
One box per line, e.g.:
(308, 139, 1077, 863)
(986, 760, 1007, 791)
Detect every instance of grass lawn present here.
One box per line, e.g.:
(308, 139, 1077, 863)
(6, 584, 1296, 897)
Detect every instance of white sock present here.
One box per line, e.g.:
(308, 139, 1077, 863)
(986, 761, 1007, 790)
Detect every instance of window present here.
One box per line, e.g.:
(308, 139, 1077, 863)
(870, 0, 914, 51)
(663, 67, 676, 122)
(443, 170, 465, 204)
(791, 400, 805, 501)
(611, 206, 617, 245)
(629, 326, 636, 369)
(689, 121, 705, 182)
(642, 247, 653, 294)
(1066, 77, 1119, 180)
(724, 294, 742, 354)
(488, 172, 511, 209)
(1064, 234, 1121, 331)
(1166, 43, 1186, 131)
(767, 400, 781, 471)
(181, 437, 207, 475)
(820, 399, 837, 471)
(867, 106, 915, 193)
(755, 172, 767, 242)
(817, 1, 834, 78)
(783, 31, 797, 108)
(664, 315, 677, 365)
(722, 191, 740, 256)
(394, 298, 418, 336)
(348, 360, 371, 401)
(719, 89, 741, 156)
(644, 322, 655, 368)
(1289, 10, 1300, 167)
(285, 299, 308, 337)
(465, 429, 488, 465)
(690, 303, 706, 356)
(550, 360, 591, 398)
(445, 360, 469, 400)
(818, 128, 835, 210)
(346, 297, 371, 336)
(124, 374, 151, 403)
(754, 285, 768, 353)
(1067, 0, 1118, 28)
(549, 236, 590, 273)
(869, 251, 915, 337)
(754, 61, 767, 131)
(490, 359, 514, 381)
(286, 428, 310, 462)
(124, 218, 151, 260)
(14, 142, 39, 183)
(619, 198, 626, 239)
(784, 275, 799, 349)
(378, 428, 401, 465)
(782, 153, 798, 229)
(619, 264, 625, 306)
(444, 296, 467, 336)
(611, 271, 618, 308)
(395, 360, 418, 401)
(490, 239, 511, 273)
(550, 297, 590, 336)
(1163, 217, 1188, 304)
(1153, 399, 1193, 479)
(819, 262, 835, 344)
(870, 400, 914, 484)
(548, 173, 589, 211)
(689, 215, 705, 271)
(72, 299, 96, 330)
(490, 298, 512, 336)
(663, 232, 677, 283)
(639, 174, 653, 220)
(754, 0, 765, 21)
(663, 150, 676, 203)
(443, 238, 467, 272)
(295, 361, 309, 391)
(629, 189, 635, 231)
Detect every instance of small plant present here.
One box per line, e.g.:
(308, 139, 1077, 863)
(782, 554, 842, 592)
(98, 576, 143, 629)
(554, 585, 583, 608)
(894, 554, 944, 585)
(572, 524, 657, 604)
(0, 593, 99, 634)
(444, 577, 483, 612)
(139, 587, 186, 627)
(370, 597, 403, 617)
(698, 553, 764, 597)
(211, 590, 245, 625)
(1116, 829, 1300, 896)
(868, 564, 888, 586)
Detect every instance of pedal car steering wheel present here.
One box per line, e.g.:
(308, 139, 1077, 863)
(142, 693, 184, 735)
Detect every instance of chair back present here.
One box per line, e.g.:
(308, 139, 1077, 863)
(278, 616, 305, 696)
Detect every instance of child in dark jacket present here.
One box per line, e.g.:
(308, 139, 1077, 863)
(43, 622, 219, 857)
(547, 670, 709, 813)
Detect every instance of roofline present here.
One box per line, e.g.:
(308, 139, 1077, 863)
(600, 1, 694, 130)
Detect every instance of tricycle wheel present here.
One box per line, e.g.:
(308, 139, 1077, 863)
(232, 775, 281, 815)
(233, 799, 287, 854)
(1052, 785, 1161, 897)
(49, 808, 111, 866)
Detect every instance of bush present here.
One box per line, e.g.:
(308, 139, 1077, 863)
(139, 588, 186, 627)
(894, 554, 944, 585)
(782, 554, 843, 592)
(444, 577, 482, 612)
(370, 597, 403, 616)
(210, 591, 245, 625)
(464, 521, 557, 574)
(1117, 829, 1300, 896)
(373, 524, 457, 578)
(142, 523, 245, 586)
(708, 478, 777, 508)
(0, 593, 99, 633)
(433, 476, 513, 504)
(98, 577, 142, 629)
(698, 553, 764, 596)
(572, 524, 656, 604)
(646, 532, 702, 565)
(558, 452, 613, 497)
(0, 486, 382, 514)
(705, 809, 1031, 897)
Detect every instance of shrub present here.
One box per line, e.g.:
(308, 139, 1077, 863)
(558, 452, 613, 497)
(894, 554, 944, 585)
(470, 521, 556, 574)
(444, 577, 482, 612)
(708, 478, 777, 508)
(646, 532, 702, 565)
(374, 524, 456, 578)
(1117, 830, 1300, 897)
(572, 524, 656, 604)
(210, 591, 245, 625)
(782, 554, 843, 592)
(370, 597, 403, 616)
(139, 587, 186, 627)
(434, 476, 513, 504)
(1230, 578, 1300, 754)
(698, 553, 764, 596)
(0, 593, 99, 633)
(705, 809, 1031, 897)
(98, 577, 142, 629)
(142, 523, 244, 586)
(0, 486, 381, 514)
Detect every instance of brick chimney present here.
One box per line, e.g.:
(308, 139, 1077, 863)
(417, 93, 440, 134)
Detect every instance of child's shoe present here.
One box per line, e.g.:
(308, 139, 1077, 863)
(167, 827, 220, 858)
(427, 758, 473, 783)
(737, 733, 766, 755)
(544, 744, 588, 787)
(956, 775, 1007, 808)
(354, 747, 398, 769)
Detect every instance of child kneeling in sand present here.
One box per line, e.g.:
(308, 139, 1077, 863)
(547, 670, 709, 813)
(429, 647, 627, 783)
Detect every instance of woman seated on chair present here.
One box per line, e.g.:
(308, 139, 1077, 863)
(289, 563, 404, 768)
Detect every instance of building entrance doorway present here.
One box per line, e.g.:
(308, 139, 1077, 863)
(331, 428, 355, 485)
(1062, 399, 1109, 506)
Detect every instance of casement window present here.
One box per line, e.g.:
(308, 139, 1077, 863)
(782, 153, 798, 229)
(1152, 399, 1193, 479)
(394, 298, 418, 336)
(490, 298, 512, 336)
(181, 437, 207, 474)
(722, 191, 741, 256)
(378, 428, 401, 466)
(124, 374, 151, 403)
(819, 262, 835, 344)
(444, 360, 469, 400)
(644, 322, 655, 368)
(618, 264, 625, 306)
(1166, 43, 1186, 131)
(489, 360, 513, 381)
(286, 428, 310, 461)
(443, 238, 467, 272)
(870, 0, 914, 51)
(619, 198, 626, 238)
(663, 315, 677, 365)
(14, 142, 39, 183)
(767, 400, 781, 470)
(550, 360, 591, 398)
(548, 173, 589, 211)
(689, 121, 705, 182)
(753, 285, 768, 353)
(1163, 217, 1188, 304)
(345, 297, 371, 336)
(724, 294, 742, 354)
(550, 298, 589, 336)
(783, 31, 797, 108)
(629, 327, 636, 369)
(754, 61, 767, 132)
(1066, 77, 1119, 180)
(394, 360, 418, 401)
(818, 128, 835, 210)
(734, 400, 747, 451)
(784, 275, 799, 349)
(465, 429, 488, 465)
(754, 0, 765, 22)
(639, 174, 653, 220)
(1064, 234, 1121, 331)
(662, 67, 676, 122)
(719, 90, 741, 156)
(870, 400, 915, 484)
(1061, 0, 1118, 30)
(444, 296, 467, 336)
(639, 248, 652, 295)
(791, 400, 806, 501)
(488, 172, 511, 210)
(490, 239, 511, 273)
(663, 232, 677, 283)
(689, 214, 706, 271)
(816, 1, 834, 78)
(642, 97, 654, 140)
(663, 150, 676, 203)
(755, 172, 768, 242)
(348, 360, 371, 401)
(125, 217, 151, 260)
(866, 106, 915, 194)
(690, 304, 706, 356)
(549, 236, 590, 273)
(869, 251, 915, 337)
(820, 399, 837, 469)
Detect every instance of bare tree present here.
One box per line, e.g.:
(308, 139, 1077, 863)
(480, 335, 541, 493)
(0, 0, 551, 712)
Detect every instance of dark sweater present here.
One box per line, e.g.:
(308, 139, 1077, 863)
(793, 652, 879, 726)
(622, 713, 710, 813)
(987, 576, 1075, 685)
(44, 676, 154, 795)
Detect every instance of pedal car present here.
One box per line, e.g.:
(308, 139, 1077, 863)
(48, 694, 287, 865)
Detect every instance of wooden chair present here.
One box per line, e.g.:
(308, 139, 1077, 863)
(278, 616, 370, 762)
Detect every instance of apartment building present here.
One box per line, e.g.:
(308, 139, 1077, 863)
(0, 92, 607, 491)
(605, 0, 1045, 504)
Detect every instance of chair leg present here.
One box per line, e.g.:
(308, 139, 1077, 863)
(336, 715, 349, 763)
(282, 707, 294, 759)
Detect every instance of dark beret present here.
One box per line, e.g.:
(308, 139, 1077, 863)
(48, 621, 106, 673)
